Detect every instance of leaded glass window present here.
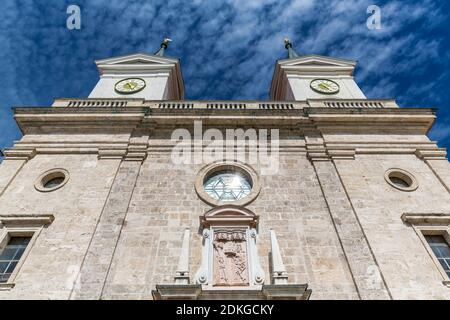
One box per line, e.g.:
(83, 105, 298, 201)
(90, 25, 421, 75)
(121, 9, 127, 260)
(425, 235, 450, 278)
(0, 236, 31, 283)
(204, 170, 252, 202)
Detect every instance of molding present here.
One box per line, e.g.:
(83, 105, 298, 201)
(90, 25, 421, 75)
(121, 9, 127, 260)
(262, 284, 312, 300)
(12, 104, 438, 137)
(152, 284, 312, 300)
(401, 213, 450, 225)
(152, 284, 202, 300)
(415, 149, 448, 160)
(0, 214, 55, 227)
(2, 148, 36, 161)
(305, 132, 356, 161)
(306, 150, 329, 162)
(305, 107, 436, 135)
(95, 52, 179, 64)
(326, 148, 355, 160)
(98, 148, 127, 160)
(124, 144, 148, 162)
(200, 205, 259, 228)
(306, 140, 330, 162)
(0, 283, 15, 291)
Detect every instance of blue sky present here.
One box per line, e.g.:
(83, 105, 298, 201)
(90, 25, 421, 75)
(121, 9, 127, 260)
(0, 0, 449, 153)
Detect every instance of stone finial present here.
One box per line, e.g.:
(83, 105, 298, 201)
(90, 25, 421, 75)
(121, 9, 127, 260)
(174, 228, 190, 284)
(155, 38, 172, 57)
(270, 229, 288, 284)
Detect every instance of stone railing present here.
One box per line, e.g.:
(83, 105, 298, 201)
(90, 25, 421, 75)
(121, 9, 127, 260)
(52, 98, 146, 108)
(52, 99, 398, 109)
(308, 99, 398, 108)
(152, 101, 303, 110)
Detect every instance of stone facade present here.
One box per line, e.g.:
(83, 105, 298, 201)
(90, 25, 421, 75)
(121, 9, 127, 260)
(0, 51, 449, 300)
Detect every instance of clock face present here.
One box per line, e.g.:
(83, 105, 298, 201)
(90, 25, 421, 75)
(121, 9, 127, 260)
(310, 79, 340, 94)
(114, 78, 146, 94)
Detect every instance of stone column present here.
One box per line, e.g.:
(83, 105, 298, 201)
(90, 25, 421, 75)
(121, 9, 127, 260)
(70, 135, 147, 300)
(306, 134, 391, 300)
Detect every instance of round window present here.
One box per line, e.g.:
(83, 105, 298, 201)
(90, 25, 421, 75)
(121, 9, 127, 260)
(384, 168, 418, 192)
(35, 169, 69, 192)
(195, 162, 261, 206)
(203, 170, 252, 202)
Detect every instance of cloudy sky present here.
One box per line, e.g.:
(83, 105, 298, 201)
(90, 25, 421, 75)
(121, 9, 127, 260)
(0, 0, 449, 153)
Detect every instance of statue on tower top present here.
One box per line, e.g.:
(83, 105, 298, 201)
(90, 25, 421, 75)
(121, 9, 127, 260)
(155, 38, 172, 56)
(284, 37, 299, 59)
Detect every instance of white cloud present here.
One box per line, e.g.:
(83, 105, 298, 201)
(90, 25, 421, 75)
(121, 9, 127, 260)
(0, 0, 448, 149)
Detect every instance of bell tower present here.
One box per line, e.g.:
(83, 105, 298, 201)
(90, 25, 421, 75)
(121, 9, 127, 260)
(88, 39, 184, 100)
(270, 39, 366, 101)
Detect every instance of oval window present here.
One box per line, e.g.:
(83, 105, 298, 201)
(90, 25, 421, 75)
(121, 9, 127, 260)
(43, 176, 65, 189)
(35, 169, 69, 192)
(384, 169, 418, 192)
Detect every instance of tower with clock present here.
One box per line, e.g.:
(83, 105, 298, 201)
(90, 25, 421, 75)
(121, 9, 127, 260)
(88, 39, 184, 100)
(0, 38, 449, 302)
(270, 39, 366, 101)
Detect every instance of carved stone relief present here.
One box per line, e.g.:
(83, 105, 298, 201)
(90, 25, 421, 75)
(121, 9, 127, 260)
(213, 229, 249, 286)
(194, 205, 265, 287)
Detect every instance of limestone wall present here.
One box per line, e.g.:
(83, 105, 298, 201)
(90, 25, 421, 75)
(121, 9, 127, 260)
(0, 131, 449, 300)
(335, 154, 450, 299)
(0, 154, 120, 299)
(100, 151, 359, 300)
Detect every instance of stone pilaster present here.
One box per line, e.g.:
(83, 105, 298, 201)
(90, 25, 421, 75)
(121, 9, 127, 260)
(306, 135, 391, 300)
(0, 148, 35, 197)
(70, 154, 144, 299)
(0, 160, 27, 197)
(416, 149, 450, 193)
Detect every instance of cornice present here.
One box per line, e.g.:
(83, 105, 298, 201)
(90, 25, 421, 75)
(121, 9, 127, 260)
(277, 54, 358, 66)
(0, 214, 54, 227)
(1, 148, 36, 161)
(13, 105, 436, 129)
(415, 148, 448, 160)
(401, 213, 450, 225)
(8, 101, 444, 160)
(304, 107, 436, 134)
(94, 52, 179, 65)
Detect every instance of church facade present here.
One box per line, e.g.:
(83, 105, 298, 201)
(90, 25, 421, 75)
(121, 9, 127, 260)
(0, 40, 449, 300)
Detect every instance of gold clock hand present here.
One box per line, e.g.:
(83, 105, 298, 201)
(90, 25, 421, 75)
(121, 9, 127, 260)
(319, 83, 331, 91)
